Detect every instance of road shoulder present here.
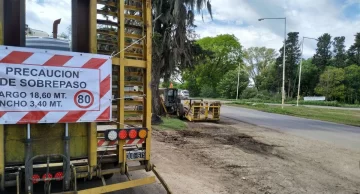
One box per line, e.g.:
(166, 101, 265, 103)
(151, 118, 360, 194)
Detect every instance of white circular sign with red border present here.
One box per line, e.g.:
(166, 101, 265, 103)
(74, 90, 94, 109)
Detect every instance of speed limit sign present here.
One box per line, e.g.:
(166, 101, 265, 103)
(74, 90, 95, 109)
(0, 46, 112, 124)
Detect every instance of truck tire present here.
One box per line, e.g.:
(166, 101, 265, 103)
(102, 163, 115, 180)
(103, 173, 114, 180)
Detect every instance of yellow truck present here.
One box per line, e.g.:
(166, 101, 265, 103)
(0, 0, 170, 193)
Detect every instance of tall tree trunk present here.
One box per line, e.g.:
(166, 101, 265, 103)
(151, 61, 162, 117)
(292, 78, 297, 98)
(287, 79, 291, 98)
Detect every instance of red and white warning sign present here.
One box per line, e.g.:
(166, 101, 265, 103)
(0, 46, 112, 124)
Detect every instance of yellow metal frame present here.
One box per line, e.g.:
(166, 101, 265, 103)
(117, 0, 126, 172)
(88, 0, 98, 177)
(76, 177, 156, 194)
(144, 0, 153, 163)
(112, 58, 146, 68)
(184, 101, 221, 122)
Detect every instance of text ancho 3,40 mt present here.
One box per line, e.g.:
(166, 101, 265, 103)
(0, 46, 112, 124)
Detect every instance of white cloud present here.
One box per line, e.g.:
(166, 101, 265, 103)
(26, 0, 360, 60)
(26, 0, 71, 37)
(194, 0, 360, 59)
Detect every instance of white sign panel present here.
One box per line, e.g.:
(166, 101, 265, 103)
(0, 64, 100, 111)
(0, 46, 112, 124)
(304, 96, 326, 101)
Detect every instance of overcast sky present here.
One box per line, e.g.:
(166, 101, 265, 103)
(26, 0, 360, 59)
(194, 0, 360, 58)
(26, 0, 72, 35)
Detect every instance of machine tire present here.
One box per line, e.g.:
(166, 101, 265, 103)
(177, 104, 185, 119)
(103, 173, 114, 180)
(102, 163, 115, 180)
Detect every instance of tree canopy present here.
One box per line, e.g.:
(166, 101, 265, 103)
(151, 0, 213, 115)
(315, 67, 345, 101)
(332, 36, 346, 68)
(217, 68, 249, 99)
(313, 33, 332, 71)
(243, 47, 277, 90)
(276, 32, 301, 98)
(347, 33, 360, 66)
(181, 34, 243, 97)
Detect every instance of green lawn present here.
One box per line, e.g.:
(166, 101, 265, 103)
(155, 117, 188, 130)
(231, 98, 360, 108)
(231, 103, 360, 127)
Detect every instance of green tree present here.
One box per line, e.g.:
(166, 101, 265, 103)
(332, 36, 346, 68)
(347, 33, 360, 66)
(179, 42, 213, 97)
(313, 33, 332, 71)
(217, 69, 249, 99)
(344, 65, 360, 103)
(182, 68, 201, 97)
(240, 87, 258, 99)
(276, 32, 301, 98)
(299, 58, 319, 96)
(243, 47, 277, 90)
(150, 0, 213, 115)
(188, 34, 243, 96)
(257, 62, 281, 93)
(200, 85, 217, 98)
(315, 67, 345, 101)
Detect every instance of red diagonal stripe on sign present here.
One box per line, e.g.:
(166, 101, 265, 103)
(0, 51, 33, 64)
(109, 141, 117, 145)
(43, 55, 73, 66)
(137, 139, 145, 144)
(100, 75, 111, 98)
(126, 139, 135, 144)
(0, 112, 6, 119)
(58, 111, 87, 123)
(96, 107, 110, 121)
(17, 111, 49, 124)
(82, 58, 107, 69)
(97, 139, 106, 147)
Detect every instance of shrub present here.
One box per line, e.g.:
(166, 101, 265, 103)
(200, 85, 217, 98)
(241, 87, 258, 99)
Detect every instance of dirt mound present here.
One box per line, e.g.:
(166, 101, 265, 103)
(221, 134, 281, 158)
(153, 130, 187, 146)
(154, 126, 284, 159)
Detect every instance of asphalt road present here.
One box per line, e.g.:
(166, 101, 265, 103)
(221, 105, 360, 151)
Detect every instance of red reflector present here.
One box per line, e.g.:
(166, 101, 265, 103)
(42, 173, 53, 181)
(128, 129, 137, 139)
(54, 172, 64, 181)
(118, 129, 127, 139)
(32, 174, 40, 184)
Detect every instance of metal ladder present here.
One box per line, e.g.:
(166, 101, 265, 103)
(96, 0, 146, 127)
(94, 0, 152, 169)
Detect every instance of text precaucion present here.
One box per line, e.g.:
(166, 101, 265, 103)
(0, 64, 100, 111)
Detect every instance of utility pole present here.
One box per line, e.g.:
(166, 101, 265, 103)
(259, 17, 287, 108)
(297, 36, 318, 106)
(236, 63, 240, 100)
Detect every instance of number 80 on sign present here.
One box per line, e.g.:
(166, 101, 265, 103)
(74, 90, 94, 109)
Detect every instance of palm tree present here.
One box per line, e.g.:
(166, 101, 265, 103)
(151, 0, 213, 117)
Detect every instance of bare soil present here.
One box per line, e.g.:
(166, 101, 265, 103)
(151, 118, 360, 194)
